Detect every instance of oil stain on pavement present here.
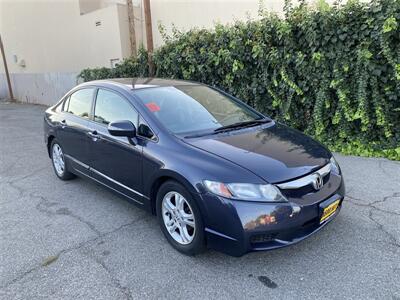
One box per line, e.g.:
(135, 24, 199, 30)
(258, 276, 278, 289)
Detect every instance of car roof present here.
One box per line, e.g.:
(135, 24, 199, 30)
(85, 77, 200, 90)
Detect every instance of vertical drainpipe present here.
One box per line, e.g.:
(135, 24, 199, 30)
(0, 34, 14, 101)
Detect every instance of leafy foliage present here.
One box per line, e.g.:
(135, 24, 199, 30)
(78, 47, 149, 82)
(78, 0, 400, 160)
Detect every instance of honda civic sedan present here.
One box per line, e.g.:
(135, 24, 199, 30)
(44, 78, 345, 256)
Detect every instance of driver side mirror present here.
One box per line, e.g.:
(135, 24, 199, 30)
(108, 120, 136, 138)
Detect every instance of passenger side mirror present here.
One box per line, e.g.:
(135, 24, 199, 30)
(108, 120, 136, 138)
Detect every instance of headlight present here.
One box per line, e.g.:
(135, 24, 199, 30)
(330, 156, 340, 174)
(203, 180, 287, 202)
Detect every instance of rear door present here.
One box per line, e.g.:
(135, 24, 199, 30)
(57, 88, 95, 173)
(87, 88, 145, 204)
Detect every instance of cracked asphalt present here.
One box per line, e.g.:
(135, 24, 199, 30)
(0, 102, 399, 299)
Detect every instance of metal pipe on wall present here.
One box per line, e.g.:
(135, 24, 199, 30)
(0, 34, 14, 101)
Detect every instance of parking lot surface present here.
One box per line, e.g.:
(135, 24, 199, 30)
(0, 102, 399, 299)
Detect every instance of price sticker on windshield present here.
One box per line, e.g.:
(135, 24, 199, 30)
(146, 102, 160, 112)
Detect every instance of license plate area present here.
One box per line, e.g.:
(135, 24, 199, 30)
(319, 199, 341, 224)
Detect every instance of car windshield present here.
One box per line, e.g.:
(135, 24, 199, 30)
(134, 85, 262, 135)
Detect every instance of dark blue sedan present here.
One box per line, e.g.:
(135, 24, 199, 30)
(44, 78, 345, 256)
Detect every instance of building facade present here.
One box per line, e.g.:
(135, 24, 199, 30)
(0, 0, 299, 105)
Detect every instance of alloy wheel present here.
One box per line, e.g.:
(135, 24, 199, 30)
(161, 191, 196, 245)
(52, 143, 65, 176)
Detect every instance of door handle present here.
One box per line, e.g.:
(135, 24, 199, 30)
(87, 130, 101, 141)
(87, 130, 98, 137)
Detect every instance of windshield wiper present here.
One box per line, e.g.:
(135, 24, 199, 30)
(213, 118, 271, 133)
(184, 118, 272, 138)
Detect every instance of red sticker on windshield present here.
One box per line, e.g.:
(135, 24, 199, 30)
(146, 102, 160, 112)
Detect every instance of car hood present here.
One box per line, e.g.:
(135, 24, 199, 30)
(184, 123, 331, 183)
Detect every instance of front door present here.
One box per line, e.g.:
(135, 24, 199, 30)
(87, 88, 144, 204)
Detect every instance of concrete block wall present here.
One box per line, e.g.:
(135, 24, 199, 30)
(0, 73, 77, 106)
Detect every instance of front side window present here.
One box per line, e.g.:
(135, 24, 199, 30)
(134, 85, 262, 134)
(94, 89, 138, 126)
(67, 88, 94, 118)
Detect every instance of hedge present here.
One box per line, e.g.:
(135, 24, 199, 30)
(78, 0, 400, 160)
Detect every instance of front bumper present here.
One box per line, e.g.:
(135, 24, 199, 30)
(199, 176, 345, 257)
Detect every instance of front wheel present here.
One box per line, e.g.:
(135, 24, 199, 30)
(156, 180, 206, 255)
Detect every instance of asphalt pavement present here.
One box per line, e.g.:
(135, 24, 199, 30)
(0, 102, 399, 299)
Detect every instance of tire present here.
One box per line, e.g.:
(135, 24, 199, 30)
(50, 139, 75, 180)
(156, 180, 206, 255)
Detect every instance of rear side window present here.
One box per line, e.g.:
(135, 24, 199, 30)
(66, 88, 94, 119)
(94, 89, 138, 126)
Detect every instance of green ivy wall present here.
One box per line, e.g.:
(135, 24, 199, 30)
(79, 0, 400, 160)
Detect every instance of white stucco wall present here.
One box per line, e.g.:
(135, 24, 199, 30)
(0, 1, 129, 73)
(148, 0, 274, 48)
(130, 0, 341, 50)
(0, 0, 129, 104)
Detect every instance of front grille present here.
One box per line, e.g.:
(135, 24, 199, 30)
(277, 163, 331, 191)
(282, 173, 331, 198)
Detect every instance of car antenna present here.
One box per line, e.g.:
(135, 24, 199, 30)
(132, 77, 138, 89)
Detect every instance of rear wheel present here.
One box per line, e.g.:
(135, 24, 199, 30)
(50, 139, 75, 180)
(156, 180, 205, 255)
